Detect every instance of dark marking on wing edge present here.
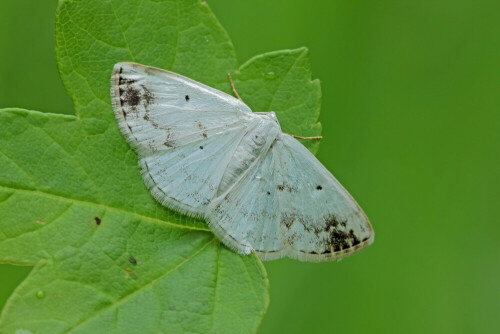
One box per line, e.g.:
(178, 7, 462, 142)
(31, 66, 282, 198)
(129, 255, 137, 266)
(119, 77, 136, 85)
(323, 213, 363, 252)
(94, 217, 101, 226)
(123, 86, 141, 107)
(350, 230, 361, 246)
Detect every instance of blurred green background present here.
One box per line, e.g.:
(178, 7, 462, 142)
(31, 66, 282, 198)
(1, 0, 499, 333)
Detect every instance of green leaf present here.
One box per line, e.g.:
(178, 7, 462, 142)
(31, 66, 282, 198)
(233, 48, 322, 153)
(0, 0, 321, 333)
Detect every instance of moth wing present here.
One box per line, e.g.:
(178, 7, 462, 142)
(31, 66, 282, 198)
(110, 62, 257, 216)
(207, 134, 374, 262)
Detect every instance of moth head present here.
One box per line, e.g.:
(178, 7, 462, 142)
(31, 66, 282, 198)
(256, 111, 281, 129)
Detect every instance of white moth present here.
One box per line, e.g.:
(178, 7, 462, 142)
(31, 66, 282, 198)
(110, 62, 374, 262)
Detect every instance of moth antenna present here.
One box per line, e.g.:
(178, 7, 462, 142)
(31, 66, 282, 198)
(227, 73, 244, 103)
(284, 133, 323, 140)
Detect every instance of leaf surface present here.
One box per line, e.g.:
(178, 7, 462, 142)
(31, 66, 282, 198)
(0, 0, 321, 333)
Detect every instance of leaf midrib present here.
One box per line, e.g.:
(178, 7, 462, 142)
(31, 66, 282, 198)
(0, 185, 209, 232)
(63, 237, 216, 334)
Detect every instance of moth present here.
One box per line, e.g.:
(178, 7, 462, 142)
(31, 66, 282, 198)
(110, 62, 374, 262)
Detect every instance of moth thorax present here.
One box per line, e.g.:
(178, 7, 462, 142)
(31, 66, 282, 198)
(216, 119, 279, 196)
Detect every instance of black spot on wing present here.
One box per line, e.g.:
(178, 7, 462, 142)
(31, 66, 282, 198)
(185, 95, 190, 101)
(319, 213, 364, 253)
(316, 185, 322, 190)
(350, 230, 361, 246)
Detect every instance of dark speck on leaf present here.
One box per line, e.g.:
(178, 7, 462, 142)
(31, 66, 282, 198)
(94, 217, 101, 226)
(129, 255, 137, 266)
(124, 268, 137, 280)
(185, 95, 190, 101)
